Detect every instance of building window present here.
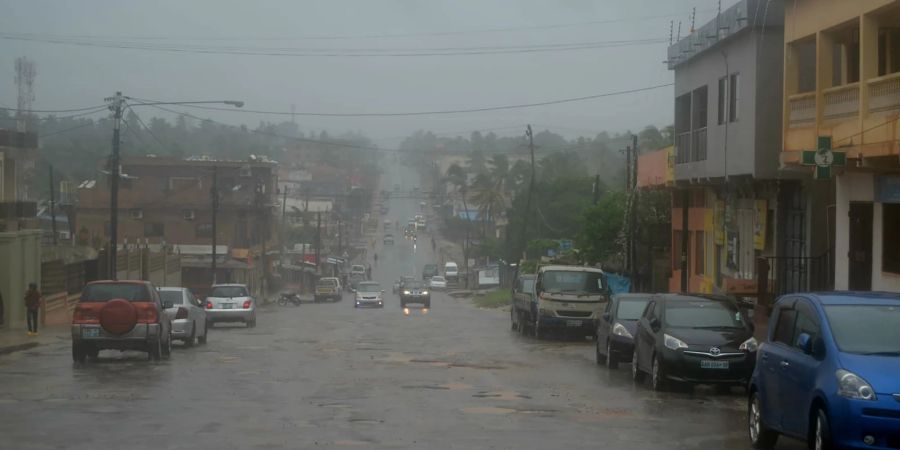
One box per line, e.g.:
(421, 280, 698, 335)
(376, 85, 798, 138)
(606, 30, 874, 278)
(674, 93, 692, 164)
(883, 204, 900, 274)
(144, 222, 164, 237)
(795, 40, 817, 93)
(169, 177, 201, 191)
(878, 28, 900, 76)
(694, 231, 705, 276)
(729, 73, 740, 122)
(196, 223, 213, 239)
(129, 208, 143, 219)
(691, 86, 708, 162)
(717, 77, 727, 125)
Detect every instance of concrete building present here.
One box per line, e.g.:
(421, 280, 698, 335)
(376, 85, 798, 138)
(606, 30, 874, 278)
(0, 129, 41, 329)
(75, 156, 278, 294)
(783, 0, 900, 292)
(666, 0, 785, 294)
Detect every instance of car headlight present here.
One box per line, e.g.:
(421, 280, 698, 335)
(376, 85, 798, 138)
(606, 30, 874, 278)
(739, 337, 758, 352)
(422, 291, 429, 295)
(836, 369, 877, 401)
(612, 322, 633, 338)
(403, 290, 411, 295)
(664, 334, 688, 351)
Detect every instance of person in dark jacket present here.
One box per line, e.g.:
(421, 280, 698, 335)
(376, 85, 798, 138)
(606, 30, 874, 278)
(24, 283, 41, 336)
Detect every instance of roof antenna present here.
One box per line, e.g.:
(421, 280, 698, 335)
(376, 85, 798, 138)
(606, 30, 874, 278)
(677, 21, 682, 41)
(669, 20, 674, 46)
(690, 7, 697, 33)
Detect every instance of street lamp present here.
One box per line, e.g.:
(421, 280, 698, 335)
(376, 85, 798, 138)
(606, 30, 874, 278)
(105, 92, 243, 279)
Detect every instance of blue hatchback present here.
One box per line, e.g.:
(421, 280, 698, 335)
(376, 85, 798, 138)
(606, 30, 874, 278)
(748, 292, 900, 450)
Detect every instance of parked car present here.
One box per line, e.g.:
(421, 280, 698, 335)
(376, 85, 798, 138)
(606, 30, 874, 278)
(595, 293, 652, 369)
(510, 274, 535, 333)
(383, 233, 395, 245)
(159, 287, 208, 346)
(632, 294, 756, 391)
(444, 261, 459, 283)
(747, 292, 900, 450)
(393, 275, 414, 294)
(428, 276, 447, 290)
(400, 280, 430, 308)
(205, 284, 257, 328)
(71, 280, 173, 362)
(511, 265, 609, 339)
(315, 277, 343, 302)
(354, 281, 385, 308)
(422, 264, 439, 280)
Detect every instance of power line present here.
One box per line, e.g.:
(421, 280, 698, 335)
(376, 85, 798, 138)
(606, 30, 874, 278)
(129, 84, 672, 118)
(0, 104, 106, 113)
(125, 104, 168, 149)
(38, 121, 98, 138)
(0, 106, 109, 122)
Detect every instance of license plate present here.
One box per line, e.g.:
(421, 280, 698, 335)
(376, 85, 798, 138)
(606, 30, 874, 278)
(700, 360, 729, 369)
(222, 303, 233, 309)
(566, 320, 583, 327)
(82, 328, 100, 338)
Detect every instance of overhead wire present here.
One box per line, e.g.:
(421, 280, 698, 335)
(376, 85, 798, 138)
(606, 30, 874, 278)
(125, 104, 168, 149)
(0, 104, 106, 113)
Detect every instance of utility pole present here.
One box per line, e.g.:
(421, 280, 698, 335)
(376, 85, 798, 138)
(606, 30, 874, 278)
(281, 186, 288, 265)
(211, 165, 219, 285)
(630, 134, 639, 284)
(592, 174, 601, 206)
(518, 124, 536, 260)
(105, 91, 125, 279)
(315, 211, 322, 275)
(48, 164, 58, 245)
(337, 217, 343, 255)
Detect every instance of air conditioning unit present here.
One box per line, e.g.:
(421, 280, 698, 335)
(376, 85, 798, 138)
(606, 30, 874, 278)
(183, 210, 196, 221)
(129, 209, 143, 219)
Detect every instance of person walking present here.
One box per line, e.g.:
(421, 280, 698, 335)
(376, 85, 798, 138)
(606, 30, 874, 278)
(24, 283, 41, 336)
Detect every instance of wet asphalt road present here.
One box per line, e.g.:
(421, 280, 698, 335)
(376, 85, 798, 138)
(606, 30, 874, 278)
(0, 163, 806, 450)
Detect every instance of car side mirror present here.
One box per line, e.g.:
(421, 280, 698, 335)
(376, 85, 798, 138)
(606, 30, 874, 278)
(796, 333, 813, 355)
(602, 312, 611, 322)
(649, 317, 661, 331)
(381, 290, 386, 294)
(163, 301, 174, 309)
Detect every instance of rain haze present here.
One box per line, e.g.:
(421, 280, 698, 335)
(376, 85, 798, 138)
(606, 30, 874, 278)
(1, 0, 739, 142)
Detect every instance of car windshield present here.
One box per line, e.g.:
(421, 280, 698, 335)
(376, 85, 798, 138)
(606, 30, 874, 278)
(357, 282, 381, 292)
(431, 276, 445, 282)
(351, 265, 366, 272)
(158, 290, 184, 305)
(541, 271, 605, 294)
(317, 279, 337, 287)
(521, 279, 535, 292)
(617, 298, 651, 320)
(209, 286, 249, 298)
(81, 283, 151, 302)
(824, 305, 900, 354)
(405, 281, 425, 289)
(664, 301, 745, 328)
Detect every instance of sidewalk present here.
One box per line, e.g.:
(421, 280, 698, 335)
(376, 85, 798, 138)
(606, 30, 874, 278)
(0, 325, 69, 355)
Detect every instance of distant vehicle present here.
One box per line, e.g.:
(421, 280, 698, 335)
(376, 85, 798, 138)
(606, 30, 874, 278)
(400, 280, 430, 308)
(380, 205, 390, 214)
(444, 262, 459, 283)
(315, 277, 342, 303)
(354, 281, 385, 308)
(748, 292, 900, 450)
(350, 265, 367, 277)
(206, 284, 257, 328)
(422, 264, 439, 280)
(512, 265, 609, 339)
(71, 280, 173, 362)
(509, 274, 535, 333)
(419, 201, 427, 209)
(159, 287, 208, 346)
(393, 275, 414, 294)
(595, 293, 652, 369)
(383, 234, 395, 245)
(383, 219, 392, 229)
(632, 294, 756, 391)
(428, 276, 447, 290)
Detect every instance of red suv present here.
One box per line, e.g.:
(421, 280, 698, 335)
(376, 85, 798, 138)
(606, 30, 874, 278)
(71, 280, 173, 362)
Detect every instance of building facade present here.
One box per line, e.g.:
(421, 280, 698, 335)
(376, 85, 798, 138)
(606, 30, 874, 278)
(667, 0, 785, 294)
(783, 0, 900, 292)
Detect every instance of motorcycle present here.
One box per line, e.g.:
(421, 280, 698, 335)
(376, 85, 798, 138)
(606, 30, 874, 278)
(277, 292, 302, 307)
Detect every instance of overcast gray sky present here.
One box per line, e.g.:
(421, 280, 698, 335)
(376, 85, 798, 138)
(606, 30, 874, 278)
(1, 0, 737, 145)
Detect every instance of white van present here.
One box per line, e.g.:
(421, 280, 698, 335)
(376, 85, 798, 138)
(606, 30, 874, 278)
(444, 262, 459, 282)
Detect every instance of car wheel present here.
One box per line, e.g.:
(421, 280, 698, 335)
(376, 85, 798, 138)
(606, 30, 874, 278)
(631, 348, 645, 382)
(72, 343, 87, 363)
(517, 312, 529, 336)
(198, 321, 208, 344)
(149, 338, 162, 361)
(277, 297, 288, 307)
(595, 336, 607, 365)
(88, 346, 100, 359)
(425, 301, 431, 308)
(606, 340, 619, 370)
(510, 308, 518, 331)
(162, 334, 172, 359)
(247, 317, 257, 328)
(650, 353, 666, 391)
(811, 408, 833, 450)
(184, 323, 196, 347)
(748, 392, 778, 449)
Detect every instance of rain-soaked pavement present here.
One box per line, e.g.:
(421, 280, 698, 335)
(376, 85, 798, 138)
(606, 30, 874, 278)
(0, 164, 805, 450)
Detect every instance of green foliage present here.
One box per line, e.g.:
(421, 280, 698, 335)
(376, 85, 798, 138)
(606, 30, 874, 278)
(578, 191, 627, 265)
(526, 239, 559, 258)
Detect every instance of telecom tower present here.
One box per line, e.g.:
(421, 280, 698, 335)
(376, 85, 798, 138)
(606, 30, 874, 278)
(15, 56, 36, 132)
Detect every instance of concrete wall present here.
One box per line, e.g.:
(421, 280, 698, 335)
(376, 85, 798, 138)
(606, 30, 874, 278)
(0, 230, 41, 329)
(785, 0, 895, 42)
(835, 172, 900, 291)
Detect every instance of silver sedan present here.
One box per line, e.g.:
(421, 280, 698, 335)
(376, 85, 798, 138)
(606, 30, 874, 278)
(159, 287, 209, 346)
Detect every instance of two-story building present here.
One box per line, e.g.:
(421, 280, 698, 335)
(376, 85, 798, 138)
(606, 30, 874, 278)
(75, 156, 278, 295)
(666, 0, 786, 294)
(783, 0, 900, 292)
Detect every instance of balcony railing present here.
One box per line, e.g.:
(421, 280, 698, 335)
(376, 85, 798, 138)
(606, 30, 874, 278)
(788, 92, 816, 127)
(868, 72, 900, 114)
(691, 127, 707, 161)
(823, 83, 859, 121)
(675, 132, 690, 164)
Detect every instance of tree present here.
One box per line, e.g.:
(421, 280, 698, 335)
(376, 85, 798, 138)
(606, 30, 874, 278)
(577, 191, 627, 266)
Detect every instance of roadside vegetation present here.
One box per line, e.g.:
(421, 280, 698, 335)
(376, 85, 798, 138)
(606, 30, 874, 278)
(473, 289, 511, 309)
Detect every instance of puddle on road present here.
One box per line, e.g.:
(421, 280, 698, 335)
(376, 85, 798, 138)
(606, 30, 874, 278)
(334, 440, 372, 447)
(440, 382, 472, 391)
(461, 406, 517, 415)
(402, 385, 451, 390)
(318, 402, 353, 409)
(216, 356, 240, 363)
(348, 418, 383, 424)
(472, 391, 531, 400)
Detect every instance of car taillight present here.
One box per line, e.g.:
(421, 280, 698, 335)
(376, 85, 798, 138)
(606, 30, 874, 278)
(242, 300, 251, 309)
(206, 301, 213, 309)
(72, 304, 100, 324)
(134, 303, 159, 323)
(175, 307, 189, 320)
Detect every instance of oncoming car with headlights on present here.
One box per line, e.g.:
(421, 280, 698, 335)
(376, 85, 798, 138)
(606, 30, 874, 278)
(400, 280, 430, 308)
(354, 281, 385, 308)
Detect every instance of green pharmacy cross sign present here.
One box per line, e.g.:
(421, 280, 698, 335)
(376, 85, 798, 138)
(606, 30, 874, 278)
(801, 136, 847, 180)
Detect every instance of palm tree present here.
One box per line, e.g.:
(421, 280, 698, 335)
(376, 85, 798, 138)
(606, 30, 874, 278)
(446, 163, 472, 287)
